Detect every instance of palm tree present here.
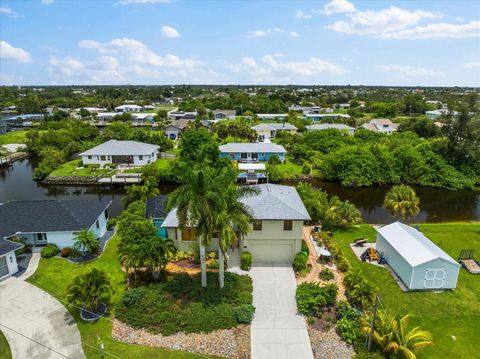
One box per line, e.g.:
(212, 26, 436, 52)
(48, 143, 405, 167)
(118, 241, 146, 282)
(73, 229, 99, 254)
(384, 185, 420, 222)
(122, 179, 160, 207)
(144, 237, 176, 280)
(65, 268, 113, 312)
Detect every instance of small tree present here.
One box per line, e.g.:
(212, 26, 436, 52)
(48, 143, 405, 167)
(384, 184, 420, 222)
(73, 229, 99, 254)
(65, 268, 113, 312)
(144, 237, 176, 280)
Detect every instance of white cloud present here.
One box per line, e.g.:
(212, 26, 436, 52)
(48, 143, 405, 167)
(244, 28, 284, 38)
(0, 41, 31, 63)
(49, 56, 85, 75)
(242, 57, 257, 68)
(377, 65, 443, 77)
(289, 31, 300, 38)
(380, 21, 480, 39)
(0, 6, 21, 18)
(295, 10, 312, 19)
(161, 25, 181, 38)
(327, 6, 442, 36)
(262, 55, 346, 76)
(40, 0, 54, 5)
(454, 16, 464, 22)
(117, 0, 171, 4)
(317, 0, 356, 15)
(464, 61, 480, 69)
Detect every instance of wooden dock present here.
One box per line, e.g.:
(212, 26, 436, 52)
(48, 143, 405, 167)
(97, 172, 143, 185)
(0, 152, 29, 167)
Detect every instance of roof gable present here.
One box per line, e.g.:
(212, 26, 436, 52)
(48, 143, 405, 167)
(79, 140, 159, 156)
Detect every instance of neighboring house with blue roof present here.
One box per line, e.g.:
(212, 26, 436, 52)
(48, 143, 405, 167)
(146, 195, 168, 238)
(0, 199, 111, 249)
(161, 184, 310, 264)
(219, 142, 287, 162)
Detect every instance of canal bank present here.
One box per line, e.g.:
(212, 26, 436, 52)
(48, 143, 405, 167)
(1, 157, 479, 223)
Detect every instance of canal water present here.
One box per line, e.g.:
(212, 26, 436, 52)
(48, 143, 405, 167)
(1, 158, 479, 223)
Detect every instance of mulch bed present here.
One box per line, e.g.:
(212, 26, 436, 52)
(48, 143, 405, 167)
(112, 319, 250, 359)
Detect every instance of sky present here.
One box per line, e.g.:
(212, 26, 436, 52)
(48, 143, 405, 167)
(0, 0, 479, 86)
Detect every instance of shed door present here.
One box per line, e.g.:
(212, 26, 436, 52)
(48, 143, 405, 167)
(0, 256, 8, 277)
(424, 269, 446, 289)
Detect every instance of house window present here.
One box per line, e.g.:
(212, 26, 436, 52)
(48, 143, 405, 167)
(139, 155, 143, 160)
(241, 153, 248, 159)
(87, 155, 92, 159)
(181, 228, 197, 241)
(96, 220, 99, 229)
(229, 153, 235, 159)
(253, 220, 262, 231)
(104, 209, 108, 220)
(284, 220, 293, 231)
(100, 155, 106, 161)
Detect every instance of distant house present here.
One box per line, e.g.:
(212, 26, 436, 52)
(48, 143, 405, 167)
(376, 222, 460, 290)
(114, 104, 142, 113)
(0, 199, 111, 250)
(142, 105, 155, 111)
(79, 140, 159, 167)
(161, 184, 310, 264)
(252, 123, 297, 141)
(167, 111, 198, 121)
(304, 113, 351, 122)
(336, 103, 350, 110)
(257, 114, 288, 121)
(306, 123, 355, 136)
(211, 110, 236, 121)
(219, 142, 287, 162)
(425, 109, 460, 121)
(131, 113, 155, 125)
(75, 107, 107, 114)
(0, 239, 23, 280)
(163, 119, 210, 140)
(361, 119, 398, 134)
(146, 196, 168, 238)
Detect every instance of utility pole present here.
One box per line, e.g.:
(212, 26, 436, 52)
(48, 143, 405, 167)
(367, 294, 380, 352)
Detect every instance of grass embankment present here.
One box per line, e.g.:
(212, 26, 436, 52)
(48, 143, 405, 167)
(333, 223, 480, 359)
(49, 159, 114, 177)
(27, 236, 209, 359)
(0, 330, 12, 359)
(0, 131, 29, 145)
(123, 158, 173, 174)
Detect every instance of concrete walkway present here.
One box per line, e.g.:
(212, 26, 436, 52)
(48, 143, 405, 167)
(250, 264, 313, 359)
(17, 252, 40, 281)
(0, 277, 85, 359)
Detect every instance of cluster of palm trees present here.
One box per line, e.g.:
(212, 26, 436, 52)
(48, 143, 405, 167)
(361, 311, 433, 359)
(168, 165, 257, 288)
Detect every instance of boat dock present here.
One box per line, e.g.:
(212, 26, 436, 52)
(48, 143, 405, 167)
(0, 152, 29, 167)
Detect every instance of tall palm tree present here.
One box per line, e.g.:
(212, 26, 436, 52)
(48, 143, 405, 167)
(122, 179, 160, 207)
(65, 268, 113, 312)
(384, 184, 420, 222)
(73, 229, 99, 254)
(144, 237, 176, 281)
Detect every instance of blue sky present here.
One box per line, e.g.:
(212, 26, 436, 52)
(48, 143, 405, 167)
(1, 0, 479, 86)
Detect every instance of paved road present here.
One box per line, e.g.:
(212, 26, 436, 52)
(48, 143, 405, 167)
(250, 264, 314, 359)
(0, 277, 85, 359)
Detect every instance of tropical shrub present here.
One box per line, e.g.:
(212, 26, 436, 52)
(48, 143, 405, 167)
(173, 251, 194, 261)
(234, 304, 256, 323)
(296, 282, 338, 316)
(73, 229, 99, 254)
(60, 247, 72, 258)
(122, 287, 147, 307)
(240, 252, 252, 271)
(336, 301, 360, 344)
(106, 218, 116, 230)
(267, 154, 281, 165)
(65, 268, 113, 312)
(293, 252, 308, 273)
(41, 244, 58, 258)
(301, 240, 310, 255)
(207, 258, 220, 269)
(337, 255, 351, 272)
(319, 268, 334, 281)
(344, 270, 376, 309)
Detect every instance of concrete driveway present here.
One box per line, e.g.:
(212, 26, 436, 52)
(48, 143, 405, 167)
(0, 277, 85, 359)
(250, 264, 313, 359)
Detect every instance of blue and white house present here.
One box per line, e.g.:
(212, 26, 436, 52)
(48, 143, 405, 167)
(219, 142, 287, 162)
(0, 199, 111, 249)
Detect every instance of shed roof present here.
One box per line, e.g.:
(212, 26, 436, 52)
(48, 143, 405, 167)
(219, 142, 286, 153)
(79, 140, 159, 156)
(377, 222, 460, 267)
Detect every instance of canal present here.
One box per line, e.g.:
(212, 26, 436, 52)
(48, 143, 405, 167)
(1, 157, 479, 223)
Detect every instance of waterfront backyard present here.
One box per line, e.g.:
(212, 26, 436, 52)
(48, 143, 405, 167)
(333, 223, 480, 359)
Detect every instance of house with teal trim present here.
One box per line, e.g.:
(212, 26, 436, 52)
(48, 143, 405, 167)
(219, 142, 287, 162)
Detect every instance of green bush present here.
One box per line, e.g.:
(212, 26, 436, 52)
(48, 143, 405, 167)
(207, 251, 217, 260)
(122, 287, 147, 307)
(302, 163, 311, 175)
(41, 244, 58, 258)
(344, 271, 375, 309)
(234, 304, 255, 323)
(296, 282, 338, 316)
(319, 268, 334, 281)
(207, 258, 219, 269)
(337, 255, 350, 272)
(60, 247, 72, 258)
(240, 252, 252, 271)
(293, 252, 308, 272)
(301, 240, 310, 255)
(106, 218, 117, 230)
(267, 154, 281, 165)
(173, 251, 194, 261)
(337, 316, 359, 344)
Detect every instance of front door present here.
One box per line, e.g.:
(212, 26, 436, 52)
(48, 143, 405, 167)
(424, 269, 446, 289)
(35, 233, 48, 246)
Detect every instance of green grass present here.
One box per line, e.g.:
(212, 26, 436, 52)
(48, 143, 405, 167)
(28, 236, 210, 359)
(0, 131, 29, 145)
(123, 158, 173, 173)
(275, 161, 303, 179)
(0, 330, 12, 359)
(333, 223, 480, 359)
(49, 160, 115, 177)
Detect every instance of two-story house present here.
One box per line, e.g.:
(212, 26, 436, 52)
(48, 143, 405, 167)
(161, 184, 310, 264)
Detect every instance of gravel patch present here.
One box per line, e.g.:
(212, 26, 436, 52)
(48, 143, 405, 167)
(308, 326, 354, 359)
(112, 319, 250, 359)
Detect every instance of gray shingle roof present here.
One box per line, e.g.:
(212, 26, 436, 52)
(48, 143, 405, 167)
(162, 184, 310, 227)
(0, 199, 111, 239)
(79, 140, 159, 156)
(0, 239, 23, 256)
(252, 123, 297, 131)
(146, 195, 168, 219)
(219, 143, 286, 153)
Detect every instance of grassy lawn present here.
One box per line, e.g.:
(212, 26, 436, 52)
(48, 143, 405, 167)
(274, 161, 304, 180)
(0, 131, 29, 145)
(49, 160, 115, 177)
(27, 236, 210, 359)
(333, 223, 480, 359)
(0, 330, 12, 359)
(123, 158, 173, 173)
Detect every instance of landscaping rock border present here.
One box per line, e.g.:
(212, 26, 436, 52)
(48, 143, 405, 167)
(308, 326, 355, 359)
(112, 319, 251, 359)
(42, 176, 98, 185)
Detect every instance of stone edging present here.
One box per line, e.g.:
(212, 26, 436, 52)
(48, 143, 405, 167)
(42, 176, 98, 185)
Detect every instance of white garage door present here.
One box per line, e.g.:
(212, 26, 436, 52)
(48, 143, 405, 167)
(249, 241, 295, 263)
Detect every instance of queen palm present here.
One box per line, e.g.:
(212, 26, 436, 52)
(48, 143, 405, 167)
(73, 229, 99, 254)
(384, 185, 420, 222)
(65, 268, 113, 312)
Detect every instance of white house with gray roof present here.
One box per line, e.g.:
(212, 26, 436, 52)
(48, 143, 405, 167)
(252, 123, 297, 141)
(306, 123, 355, 135)
(0, 239, 23, 279)
(161, 184, 310, 264)
(361, 119, 399, 134)
(79, 140, 159, 167)
(376, 222, 460, 290)
(219, 142, 287, 162)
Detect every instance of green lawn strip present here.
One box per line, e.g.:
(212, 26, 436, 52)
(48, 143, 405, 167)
(123, 158, 173, 174)
(333, 223, 480, 359)
(0, 131, 29, 145)
(275, 162, 303, 179)
(0, 329, 12, 359)
(27, 236, 211, 359)
(49, 159, 115, 177)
